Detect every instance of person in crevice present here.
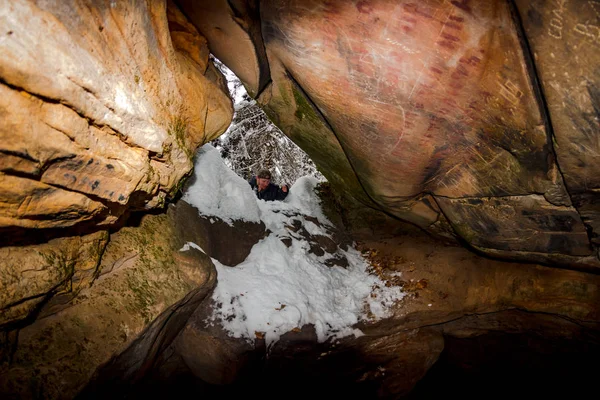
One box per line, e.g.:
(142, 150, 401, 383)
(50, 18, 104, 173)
(248, 169, 289, 201)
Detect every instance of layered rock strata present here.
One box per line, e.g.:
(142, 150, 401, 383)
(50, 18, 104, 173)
(0, 0, 232, 237)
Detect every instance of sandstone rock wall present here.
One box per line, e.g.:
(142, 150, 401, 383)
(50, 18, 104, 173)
(0, 0, 233, 236)
(515, 0, 600, 246)
(180, 0, 600, 270)
(0, 2, 233, 396)
(1, 1, 599, 397)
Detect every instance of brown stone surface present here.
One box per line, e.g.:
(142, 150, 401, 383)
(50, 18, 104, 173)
(78, 250, 217, 399)
(514, 0, 600, 245)
(171, 201, 266, 266)
(0, 231, 108, 328)
(1, 0, 600, 397)
(259, 0, 560, 197)
(257, 0, 595, 265)
(349, 227, 600, 395)
(262, 323, 445, 398)
(0, 0, 232, 233)
(81, 222, 600, 398)
(175, 0, 270, 97)
(0, 202, 216, 399)
(173, 300, 257, 386)
(354, 229, 600, 329)
(436, 194, 594, 260)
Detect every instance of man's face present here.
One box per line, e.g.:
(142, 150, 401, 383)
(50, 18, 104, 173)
(257, 177, 270, 191)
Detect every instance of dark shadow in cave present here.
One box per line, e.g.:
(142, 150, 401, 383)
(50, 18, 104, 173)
(406, 331, 600, 399)
(79, 324, 600, 400)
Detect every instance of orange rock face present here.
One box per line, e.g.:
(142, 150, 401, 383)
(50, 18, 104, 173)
(0, 0, 233, 235)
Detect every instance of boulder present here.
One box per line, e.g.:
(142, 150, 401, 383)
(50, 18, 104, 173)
(0, 201, 216, 399)
(73, 224, 600, 399)
(171, 200, 266, 266)
(0, 231, 109, 329)
(172, 300, 258, 386)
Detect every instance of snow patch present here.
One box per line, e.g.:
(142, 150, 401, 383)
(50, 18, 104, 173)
(183, 145, 261, 226)
(184, 144, 405, 347)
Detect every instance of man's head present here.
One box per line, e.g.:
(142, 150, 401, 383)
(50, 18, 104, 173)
(256, 169, 271, 191)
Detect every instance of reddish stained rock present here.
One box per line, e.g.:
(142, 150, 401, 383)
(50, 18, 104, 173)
(260, 0, 549, 199)
(235, 0, 596, 269)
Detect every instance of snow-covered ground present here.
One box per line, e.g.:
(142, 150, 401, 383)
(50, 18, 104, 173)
(182, 145, 405, 347)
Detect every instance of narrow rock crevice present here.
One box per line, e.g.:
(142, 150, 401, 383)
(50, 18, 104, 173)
(1, 291, 49, 313)
(128, 288, 209, 384)
(433, 192, 574, 204)
(227, 0, 272, 97)
(65, 75, 98, 98)
(430, 194, 468, 242)
(34, 178, 134, 210)
(407, 307, 600, 331)
(252, 76, 273, 101)
(41, 121, 85, 147)
(0, 290, 56, 332)
(0, 149, 38, 162)
(1, 169, 42, 181)
(470, 244, 600, 274)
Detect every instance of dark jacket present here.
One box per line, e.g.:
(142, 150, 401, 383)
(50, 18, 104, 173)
(248, 176, 289, 201)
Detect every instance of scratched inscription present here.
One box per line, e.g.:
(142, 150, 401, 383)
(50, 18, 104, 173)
(497, 78, 524, 105)
(573, 22, 600, 44)
(548, 0, 568, 39)
(546, 0, 600, 47)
